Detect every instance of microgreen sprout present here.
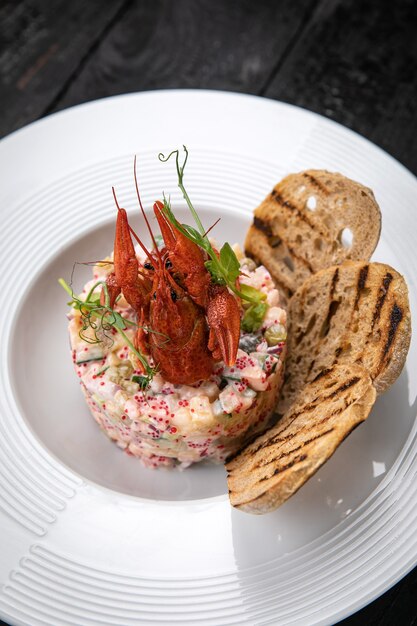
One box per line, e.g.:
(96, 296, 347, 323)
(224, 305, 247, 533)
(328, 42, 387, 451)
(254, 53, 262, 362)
(59, 278, 158, 387)
(158, 146, 261, 304)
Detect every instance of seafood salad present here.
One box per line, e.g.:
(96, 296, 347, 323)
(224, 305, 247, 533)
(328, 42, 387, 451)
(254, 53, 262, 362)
(61, 148, 287, 468)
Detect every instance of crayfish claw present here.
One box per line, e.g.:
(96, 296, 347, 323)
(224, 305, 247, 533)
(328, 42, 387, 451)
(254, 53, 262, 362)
(153, 200, 177, 249)
(207, 285, 240, 366)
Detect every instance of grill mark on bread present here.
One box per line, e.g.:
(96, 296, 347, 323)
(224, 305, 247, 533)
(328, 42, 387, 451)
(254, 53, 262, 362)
(372, 272, 393, 328)
(245, 414, 301, 457)
(247, 377, 360, 458)
(256, 402, 347, 463)
(317, 269, 341, 341)
(286, 243, 314, 272)
(355, 265, 369, 307)
(320, 300, 340, 338)
(225, 428, 266, 464)
(245, 172, 382, 302)
(237, 454, 309, 505)
(312, 368, 332, 382)
(281, 262, 410, 414)
(382, 303, 403, 360)
(271, 190, 327, 238)
(348, 264, 369, 333)
(253, 215, 314, 274)
(327, 376, 360, 397)
(257, 455, 308, 482)
(289, 376, 360, 413)
(256, 427, 335, 472)
(270, 235, 282, 248)
(227, 363, 380, 513)
(302, 172, 330, 195)
(253, 216, 273, 237)
(295, 313, 317, 345)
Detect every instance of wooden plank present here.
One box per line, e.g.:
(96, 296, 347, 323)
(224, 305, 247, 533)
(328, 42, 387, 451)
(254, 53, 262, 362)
(263, 0, 417, 174)
(0, 0, 127, 137)
(47, 0, 317, 113)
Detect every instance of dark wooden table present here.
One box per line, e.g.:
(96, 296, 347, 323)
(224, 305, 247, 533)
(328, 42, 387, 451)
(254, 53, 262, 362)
(1, 0, 416, 624)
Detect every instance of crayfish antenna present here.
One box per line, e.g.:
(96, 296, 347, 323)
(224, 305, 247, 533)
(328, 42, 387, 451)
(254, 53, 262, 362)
(112, 186, 121, 210)
(203, 218, 221, 238)
(133, 155, 164, 270)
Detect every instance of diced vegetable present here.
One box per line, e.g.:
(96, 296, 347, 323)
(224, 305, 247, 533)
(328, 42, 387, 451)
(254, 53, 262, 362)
(264, 323, 287, 346)
(239, 332, 262, 353)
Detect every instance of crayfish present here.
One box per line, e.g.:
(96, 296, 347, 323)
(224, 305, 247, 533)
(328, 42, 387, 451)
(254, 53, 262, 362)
(102, 168, 241, 385)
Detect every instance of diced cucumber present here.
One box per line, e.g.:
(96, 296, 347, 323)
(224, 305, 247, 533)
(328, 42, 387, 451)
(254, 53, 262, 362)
(75, 344, 105, 364)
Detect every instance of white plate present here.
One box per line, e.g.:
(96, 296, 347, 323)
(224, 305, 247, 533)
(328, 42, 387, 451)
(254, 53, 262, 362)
(0, 90, 416, 626)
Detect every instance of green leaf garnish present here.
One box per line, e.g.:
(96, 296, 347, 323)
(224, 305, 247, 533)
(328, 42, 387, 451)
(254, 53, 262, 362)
(219, 242, 240, 283)
(241, 302, 268, 332)
(239, 284, 267, 302)
(239, 284, 268, 331)
(59, 278, 157, 388)
(204, 260, 225, 284)
(158, 146, 261, 304)
(132, 374, 151, 389)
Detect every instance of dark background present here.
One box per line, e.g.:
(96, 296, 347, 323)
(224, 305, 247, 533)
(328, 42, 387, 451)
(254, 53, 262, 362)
(1, 0, 416, 624)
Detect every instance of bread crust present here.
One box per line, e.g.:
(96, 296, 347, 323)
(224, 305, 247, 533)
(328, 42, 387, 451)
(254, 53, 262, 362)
(245, 170, 381, 298)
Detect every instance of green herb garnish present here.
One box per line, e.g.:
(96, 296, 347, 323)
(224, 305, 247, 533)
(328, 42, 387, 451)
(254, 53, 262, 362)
(240, 286, 268, 332)
(132, 374, 151, 389)
(239, 284, 267, 303)
(242, 302, 268, 332)
(158, 146, 259, 303)
(59, 278, 157, 388)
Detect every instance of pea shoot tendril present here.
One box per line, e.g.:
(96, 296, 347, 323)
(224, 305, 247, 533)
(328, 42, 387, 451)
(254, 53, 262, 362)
(58, 277, 158, 387)
(158, 146, 262, 304)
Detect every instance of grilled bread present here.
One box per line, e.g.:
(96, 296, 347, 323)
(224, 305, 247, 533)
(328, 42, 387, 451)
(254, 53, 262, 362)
(226, 364, 376, 514)
(245, 170, 381, 298)
(278, 261, 411, 414)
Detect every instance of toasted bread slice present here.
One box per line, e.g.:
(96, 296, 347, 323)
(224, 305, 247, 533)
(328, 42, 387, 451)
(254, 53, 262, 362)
(245, 170, 381, 298)
(226, 364, 376, 514)
(278, 261, 411, 414)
